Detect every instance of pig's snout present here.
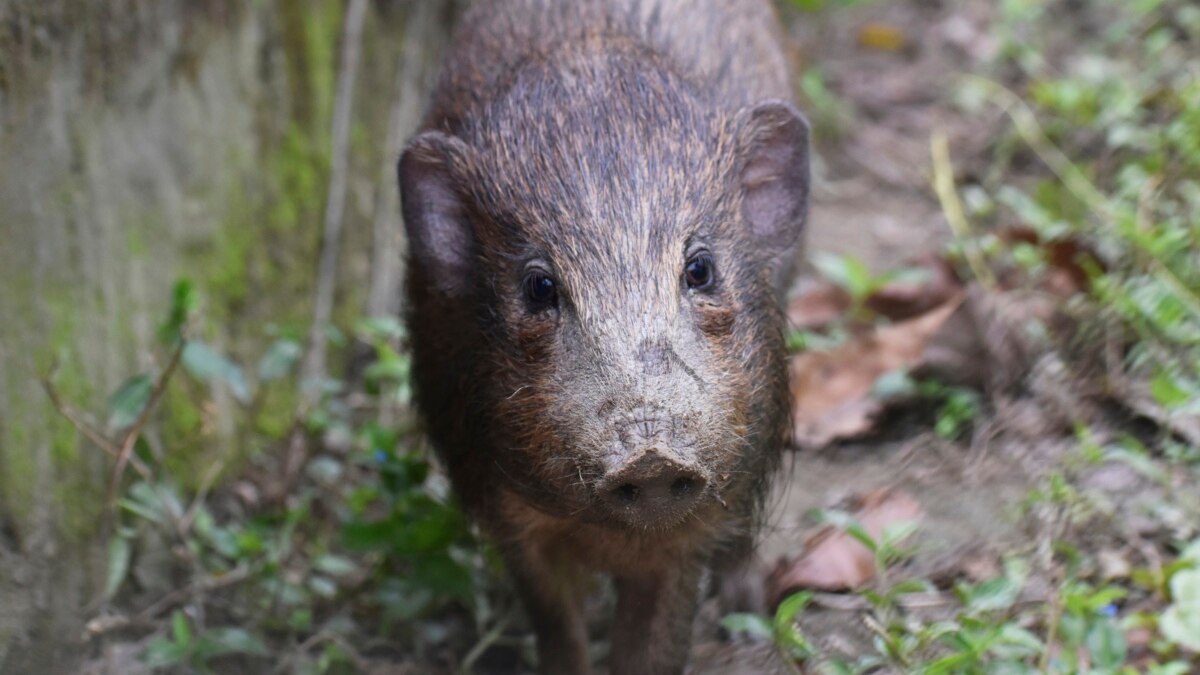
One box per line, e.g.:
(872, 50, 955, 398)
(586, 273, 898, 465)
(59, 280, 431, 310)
(599, 448, 708, 527)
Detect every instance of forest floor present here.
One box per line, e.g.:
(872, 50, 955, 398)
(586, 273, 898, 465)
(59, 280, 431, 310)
(60, 0, 1200, 673)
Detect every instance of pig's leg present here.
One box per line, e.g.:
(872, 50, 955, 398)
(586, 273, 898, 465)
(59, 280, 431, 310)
(505, 542, 591, 675)
(610, 561, 705, 675)
(710, 531, 768, 616)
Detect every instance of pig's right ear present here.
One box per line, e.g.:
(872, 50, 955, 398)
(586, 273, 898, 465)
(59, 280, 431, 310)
(398, 131, 474, 296)
(733, 101, 811, 254)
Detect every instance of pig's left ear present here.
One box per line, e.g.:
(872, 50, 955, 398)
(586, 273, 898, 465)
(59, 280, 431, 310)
(398, 131, 475, 296)
(734, 101, 811, 253)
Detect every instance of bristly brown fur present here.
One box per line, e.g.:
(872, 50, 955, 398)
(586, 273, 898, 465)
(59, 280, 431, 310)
(398, 1, 806, 673)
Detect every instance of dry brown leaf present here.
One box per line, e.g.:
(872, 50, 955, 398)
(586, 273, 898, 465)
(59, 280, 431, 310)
(768, 490, 923, 602)
(789, 256, 962, 331)
(865, 255, 963, 322)
(997, 227, 1105, 296)
(787, 282, 852, 331)
(960, 551, 1002, 583)
(914, 284, 1048, 392)
(858, 23, 907, 52)
(791, 293, 965, 448)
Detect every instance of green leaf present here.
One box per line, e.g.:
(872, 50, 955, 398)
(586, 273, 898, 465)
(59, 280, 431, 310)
(879, 266, 935, 288)
(1085, 618, 1127, 669)
(409, 552, 474, 599)
(341, 520, 395, 551)
(183, 341, 251, 403)
(313, 554, 360, 578)
(1104, 445, 1166, 482)
(1161, 568, 1200, 651)
(355, 316, 405, 342)
(103, 533, 132, 600)
(872, 369, 918, 400)
(307, 574, 339, 599)
(158, 278, 199, 345)
(923, 651, 978, 675)
(720, 612, 774, 640)
(1151, 370, 1190, 408)
(880, 521, 920, 549)
(845, 523, 879, 553)
(992, 624, 1044, 659)
(143, 636, 189, 668)
(1085, 586, 1128, 612)
(364, 355, 411, 384)
(887, 579, 933, 597)
(106, 374, 153, 431)
(1148, 664, 1192, 675)
(306, 456, 343, 485)
(774, 591, 814, 627)
(960, 575, 1022, 612)
(193, 507, 240, 559)
(199, 627, 269, 658)
(171, 610, 192, 649)
(811, 251, 876, 301)
(257, 339, 302, 382)
(118, 496, 164, 524)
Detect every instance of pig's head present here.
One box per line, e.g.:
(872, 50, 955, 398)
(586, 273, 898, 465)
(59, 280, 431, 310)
(399, 48, 808, 532)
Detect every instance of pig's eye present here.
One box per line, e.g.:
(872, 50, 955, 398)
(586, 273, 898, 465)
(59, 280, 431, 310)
(684, 252, 715, 290)
(523, 269, 558, 308)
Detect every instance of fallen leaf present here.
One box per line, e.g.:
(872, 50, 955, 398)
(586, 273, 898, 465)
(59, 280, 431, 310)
(787, 282, 852, 330)
(998, 227, 1105, 296)
(913, 284, 1048, 392)
(791, 293, 964, 448)
(865, 255, 962, 321)
(768, 490, 923, 602)
(960, 551, 1002, 583)
(1097, 549, 1133, 581)
(858, 23, 907, 52)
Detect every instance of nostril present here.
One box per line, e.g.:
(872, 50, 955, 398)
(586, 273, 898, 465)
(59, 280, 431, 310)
(670, 476, 696, 498)
(613, 483, 641, 503)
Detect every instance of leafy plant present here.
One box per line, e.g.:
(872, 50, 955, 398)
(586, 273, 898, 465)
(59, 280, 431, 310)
(1161, 540, 1200, 653)
(143, 611, 269, 673)
(811, 252, 934, 314)
(46, 280, 489, 671)
(723, 591, 816, 671)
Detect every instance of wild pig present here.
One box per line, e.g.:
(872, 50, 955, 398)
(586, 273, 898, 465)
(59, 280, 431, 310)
(399, 1, 808, 672)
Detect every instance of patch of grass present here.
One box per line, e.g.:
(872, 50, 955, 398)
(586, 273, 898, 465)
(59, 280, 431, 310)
(953, 0, 1200, 413)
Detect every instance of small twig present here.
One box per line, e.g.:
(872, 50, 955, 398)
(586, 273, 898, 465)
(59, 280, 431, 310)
(44, 342, 203, 598)
(460, 611, 515, 674)
(302, 0, 370, 390)
(275, 631, 371, 675)
(108, 338, 186, 507)
(930, 132, 995, 290)
(1040, 578, 1064, 672)
(134, 563, 258, 624)
(40, 376, 154, 481)
(366, 0, 437, 320)
(182, 458, 226, 530)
